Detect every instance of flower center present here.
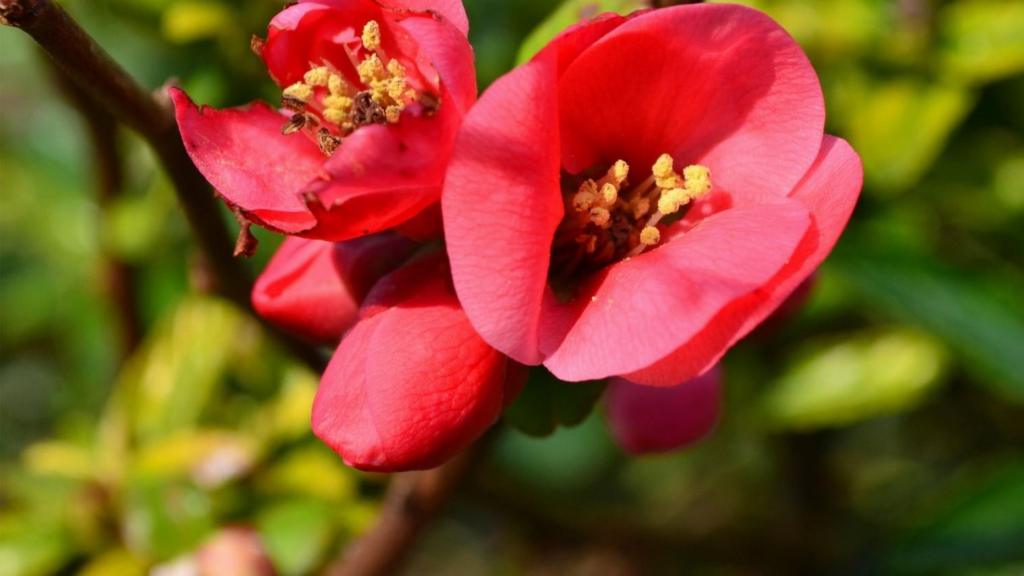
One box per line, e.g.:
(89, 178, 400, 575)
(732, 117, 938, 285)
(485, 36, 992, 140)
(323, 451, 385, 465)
(278, 20, 434, 156)
(550, 153, 712, 292)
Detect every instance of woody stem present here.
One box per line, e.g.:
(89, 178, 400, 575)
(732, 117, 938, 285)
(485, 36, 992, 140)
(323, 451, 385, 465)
(1, 0, 325, 370)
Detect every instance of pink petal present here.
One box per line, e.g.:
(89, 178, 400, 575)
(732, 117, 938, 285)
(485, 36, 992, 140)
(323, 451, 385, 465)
(312, 254, 509, 472)
(625, 136, 862, 385)
(606, 367, 721, 455)
(442, 52, 565, 366)
(252, 234, 416, 344)
(396, 10, 477, 115)
(558, 4, 825, 204)
(541, 199, 811, 383)
(377, 0, 469, 36)
(170, 88, 320, 233)
(263, 1, 380, 86)
(305, 100, 460, 241)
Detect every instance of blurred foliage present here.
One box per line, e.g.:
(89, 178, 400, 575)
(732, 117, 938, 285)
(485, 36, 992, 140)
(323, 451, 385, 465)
(2, 0, 1024, 574)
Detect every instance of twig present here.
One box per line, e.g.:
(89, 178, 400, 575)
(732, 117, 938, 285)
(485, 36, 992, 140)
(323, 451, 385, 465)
(2, 0, 325, 370)
(326, 450, 476, 576)
(47, 56, 142, 358)
(1, 0, 248, 303)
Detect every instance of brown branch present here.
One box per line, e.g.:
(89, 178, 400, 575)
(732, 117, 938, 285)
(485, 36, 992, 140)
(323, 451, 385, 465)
(1, 0, 248, 304)
(2, 0, 325, 370)
(326, 450, 476, 576)
(47, 57, 142, 358)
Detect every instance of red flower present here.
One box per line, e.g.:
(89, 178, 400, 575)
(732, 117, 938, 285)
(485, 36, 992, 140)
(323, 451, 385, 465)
(311, 252, 518, 471)
(252, 236, 513, 471)
(171, 0, 476, 241)
(251, 233, 415, 344)
(606, 366, 721, 455)
(443, 4, 863, 386)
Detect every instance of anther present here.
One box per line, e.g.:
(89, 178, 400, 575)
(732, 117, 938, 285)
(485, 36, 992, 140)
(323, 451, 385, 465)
(283, 82, 313, 102)
(590, 207, 612, 228)
(683, 164, 712, 196)
(653, 154, 674, 180)
(640, 226, 661, 246)
(323, 95, 353, 110)
(600, 183, 618, 205)
(304, 67, 331, 87)
(328, 74, 346, 96)
(610, 160, 629, 184)
(362, 20, 382, 51)
(323, 108, 348, 125)
(358, 55, 385, 84)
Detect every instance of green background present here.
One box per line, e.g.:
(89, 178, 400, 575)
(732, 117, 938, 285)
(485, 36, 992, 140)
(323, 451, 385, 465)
(2, 0, 1024, 573)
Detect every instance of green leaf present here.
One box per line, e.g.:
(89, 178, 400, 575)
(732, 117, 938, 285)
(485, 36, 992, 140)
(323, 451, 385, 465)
(78, 549, 148, 576)
(161, 1, 233, 44)
(885, 461, 1024, 574)
(503, 367, 606, 437)
(122, 480, 215, 560)
(118, 297, 249, 441)
(832, 250, 1024, 402)
(0, 523, 73, 576)
(132, 429, 258, 489)
(762, 328, 950, 430)
(257, 445, 356, 502)
(846, 79, 974, 191)
(516, 0, 645, 64)
(257, 499, 335, 576)
(940, 0, 1024, 85)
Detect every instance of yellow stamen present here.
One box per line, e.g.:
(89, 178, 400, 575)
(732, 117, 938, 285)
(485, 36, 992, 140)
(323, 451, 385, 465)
(304, 66, 331, 87)
(385, 105, 402, 123)
(283, 82, 313, 102)
(683, 164, 712, 197)
(590, 207, 612, 228)
(610, 160, 629, 184)
(600, 183, 618, 205)
(656, 174, 680, 190)
(323, 108, 348, 125)
(657, 188, 689, 216)
(573, 180, 599, 211)
(358, 54, 385, 84)
(386, 59, 406, 77)
(362, 20, 382, 51)
(323, 95, 351, 109)
(387, 77, 407, 100)
(652, 154, 675, 180)
(328, 74, 347, 96)
(640, 226, 661, 246)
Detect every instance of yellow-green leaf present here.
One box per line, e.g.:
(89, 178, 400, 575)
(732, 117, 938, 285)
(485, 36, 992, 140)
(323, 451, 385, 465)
(762, 329, 950, 430)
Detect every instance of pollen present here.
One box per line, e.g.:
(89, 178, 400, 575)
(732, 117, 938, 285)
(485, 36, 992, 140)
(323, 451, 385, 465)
(590, 207, 612, 228)
(387, 77, 407, 100)
(322, 95, 351, 110)
(362, 20, 382, 51)
(657, 188, 688, 216)
(323, 108, 348, 125)
(640, 226, 661, 246)
(600, 183, 618, 205)
(683, 164, 712, 196)
(328, 74, 347, 96)
(283, 82, 313, 102)
(653, 154, 674, 180)
(304, 66, 331, 87)
(358, 54, 386, 84)
(387, 60, 406, 77)
(385, 105, 402, 123)
(554, 154, 713, 274)
(610, 160, 630, 184)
